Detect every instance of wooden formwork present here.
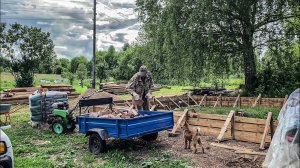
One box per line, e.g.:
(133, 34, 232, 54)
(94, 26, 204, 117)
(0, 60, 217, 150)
(173, 111, 278, 144)
(114, 94, 286, 109)
(190, 95, 285, 107)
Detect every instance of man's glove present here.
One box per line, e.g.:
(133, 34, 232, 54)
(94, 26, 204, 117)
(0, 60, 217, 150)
(145, 92, 152, 99)
(133, 92, 140, 100)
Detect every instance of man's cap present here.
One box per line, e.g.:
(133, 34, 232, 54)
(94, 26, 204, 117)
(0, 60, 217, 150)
(139, 65, 147, 72)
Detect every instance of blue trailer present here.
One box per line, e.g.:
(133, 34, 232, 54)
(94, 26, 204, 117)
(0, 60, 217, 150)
(77, 97, 174, 154)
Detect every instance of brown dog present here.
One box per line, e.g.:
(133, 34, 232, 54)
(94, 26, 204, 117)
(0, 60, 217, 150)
(182, 121, 204, 154)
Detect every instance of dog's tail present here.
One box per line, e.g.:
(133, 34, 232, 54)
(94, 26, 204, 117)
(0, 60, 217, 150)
(196, 127, 201, 136)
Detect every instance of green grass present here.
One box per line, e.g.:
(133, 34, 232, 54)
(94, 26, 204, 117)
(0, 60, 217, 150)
(175, 106, 281, 119)
(117, 86, 192, 100)
(4, 109, 188, 168)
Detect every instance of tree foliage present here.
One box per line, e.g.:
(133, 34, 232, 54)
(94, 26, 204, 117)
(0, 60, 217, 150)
(136, 0, 299, 93)
(76, 63, 87, 87)
(0, 23, 56, 87)
(70, 56, 88, 73)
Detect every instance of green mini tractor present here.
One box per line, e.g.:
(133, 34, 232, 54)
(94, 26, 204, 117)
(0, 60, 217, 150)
(46, 102, 76, 134)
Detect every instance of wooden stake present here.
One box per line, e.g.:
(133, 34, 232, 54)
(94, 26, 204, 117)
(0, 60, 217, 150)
(150, 105, 157, 111)
(231, 111, 235, 139)
(210, 142, 252, 152)
(235, 151, 267, 156)
(233, 94, 240, 108)
(168, 97, 180, 108)
(170, 109, 189, 135)
(154, 97, 171, 110)
(199, 94, 207, 106)
(259, 112, 272, 150)
(252, 94, 261, 107)
(176, 96, 189, 107)
(187, 94, 199, 106)
(283, 95, 288, 106)
(214, 94, 222, 108)
(217, 110, 235, 142)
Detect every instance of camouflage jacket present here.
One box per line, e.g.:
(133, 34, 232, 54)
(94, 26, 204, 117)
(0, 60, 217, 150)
(127, 71, 154, 98)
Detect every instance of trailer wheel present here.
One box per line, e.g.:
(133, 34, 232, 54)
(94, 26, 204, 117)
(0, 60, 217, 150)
(141, 132, 158, 141)
(88, 133, 107, 154)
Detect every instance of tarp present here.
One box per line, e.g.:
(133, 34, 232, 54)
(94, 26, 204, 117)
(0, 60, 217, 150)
(29, 91, 68, 122)
(263, 88, 300, 167)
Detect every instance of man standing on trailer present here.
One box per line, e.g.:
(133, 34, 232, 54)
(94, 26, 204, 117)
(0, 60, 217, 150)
(127, 66, 154, 110)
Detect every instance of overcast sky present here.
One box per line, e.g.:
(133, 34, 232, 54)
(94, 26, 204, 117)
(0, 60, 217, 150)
(0, 0, 140, 59)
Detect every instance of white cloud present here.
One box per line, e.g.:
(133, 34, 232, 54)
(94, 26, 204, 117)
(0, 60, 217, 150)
(2, 0, 140, 59)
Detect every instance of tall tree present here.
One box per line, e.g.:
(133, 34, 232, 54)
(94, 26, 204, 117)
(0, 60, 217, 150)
(136, 0, 299, 92)
(70, 56, 88, 73)
(0, 23, 56, 87)
(76, 63, 87, 88)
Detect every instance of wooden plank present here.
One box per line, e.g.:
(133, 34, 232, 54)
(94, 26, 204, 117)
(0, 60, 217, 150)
(198, 94, 207, 106)
(210, 142, 252, 152)
(231, 111, 235, 139)
(283, 95, 288, 106)
(176, 96, 189, 107)
(188, 125, 272, 143)
(154, 97, 171, 110)
(259, 112, 273, 150)
(188, 118, 267, 133)
(235, 151, 267, 156)
(217, 111, 235, 142)
(233, 94, 240, 108)
(174, 111, 278, 126)
(252, 94, 261, 107)
(188, 94, 199, 106)
(150, 105, 157, 111)
(213, 94, 221, 108)
(171, 109, 189, 134)
(168, 97, 180, 108)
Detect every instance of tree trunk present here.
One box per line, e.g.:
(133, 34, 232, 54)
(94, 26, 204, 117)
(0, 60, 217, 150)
(81, 79, 83, 88)
(243, 36, 257, 93)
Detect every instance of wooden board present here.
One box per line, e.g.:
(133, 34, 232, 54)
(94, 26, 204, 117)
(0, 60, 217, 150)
(217, 111, 235, 142)
(188, 94, 199, 106)
(168, 97, 180, 108)
(259, 112, 273, 150)
(214, 94, 221, 108)
(170, 109, 189, 134)
(176, 96, 189, 106)
(252, 94, 261, 107)
(198, 94, 207, 106)
(233, 94, 240, 108)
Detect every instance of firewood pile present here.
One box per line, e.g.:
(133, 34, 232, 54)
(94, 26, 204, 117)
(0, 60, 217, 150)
(89, 106, 145, 119)
(0, 84, 80, 104)
(100, 82, 163, 95)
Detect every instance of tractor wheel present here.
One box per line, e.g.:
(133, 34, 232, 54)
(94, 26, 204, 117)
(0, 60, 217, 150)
(51, 118, 66, 134)
(88, 133, 107, 154)
(141, 132, 158, 141)
(67, 119, 76, 132)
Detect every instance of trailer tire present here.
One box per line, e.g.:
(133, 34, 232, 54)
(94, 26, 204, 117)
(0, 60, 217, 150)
(89, 133, 107, 154)
(141, 132, 158, 141)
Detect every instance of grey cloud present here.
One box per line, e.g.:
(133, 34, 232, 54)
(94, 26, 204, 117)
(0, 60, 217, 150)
(112, 33, 126, 42)
(2, 0, 140, 59)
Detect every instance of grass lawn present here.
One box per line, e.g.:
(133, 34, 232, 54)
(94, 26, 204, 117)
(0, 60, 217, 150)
(117, 86, 192, 100)
(174, 106, 281, 119)
(4, 109, 187, 168)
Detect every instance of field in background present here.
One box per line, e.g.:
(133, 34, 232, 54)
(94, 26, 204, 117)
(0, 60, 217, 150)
(0, 72, 244, 95)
